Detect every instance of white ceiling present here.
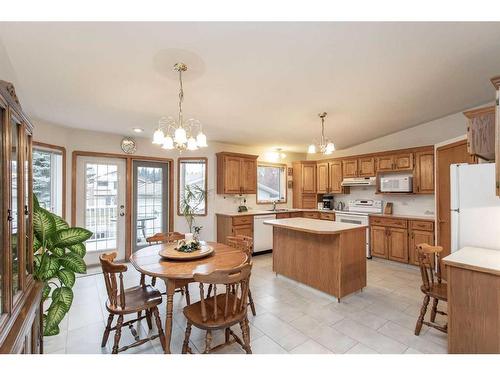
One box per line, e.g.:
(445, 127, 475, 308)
(1, 22, 500, 152)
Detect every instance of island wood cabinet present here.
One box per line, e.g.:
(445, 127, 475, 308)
(369, 216, 435, 264)
(216, 152, 258, 195)
(0, 81, 42, 354)
(292, 161, 317, 208)
(491, 76, 500, 196)
(316, 160, 346, 194)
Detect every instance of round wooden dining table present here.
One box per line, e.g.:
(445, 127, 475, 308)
(129, 241, 248, 354)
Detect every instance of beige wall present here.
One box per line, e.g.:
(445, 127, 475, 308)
(33, 119, 306, 242)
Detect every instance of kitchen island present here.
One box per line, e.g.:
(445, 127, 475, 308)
(264, 218, 367, 301)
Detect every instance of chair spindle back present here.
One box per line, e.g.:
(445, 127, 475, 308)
(194, 263, 252, 323)
(416, 243, 444, 291)
(226, 235, 253, 260)
(100, 252, 128, 309)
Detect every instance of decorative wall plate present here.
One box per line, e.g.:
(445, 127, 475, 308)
(121, 137, 137, 154)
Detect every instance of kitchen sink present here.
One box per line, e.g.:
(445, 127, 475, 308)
(266, 209, 290, 212)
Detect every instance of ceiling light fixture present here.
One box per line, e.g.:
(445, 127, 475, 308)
(152, 62, 208, 152)
(307, 112, 335, 155)
(267, 148, 287, 162)
(133, 128, 144, 133)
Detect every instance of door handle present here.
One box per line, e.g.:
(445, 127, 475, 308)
(24, 205, 29, 216)
(119, 205, 125, 217)
(7, 209, 12, 222)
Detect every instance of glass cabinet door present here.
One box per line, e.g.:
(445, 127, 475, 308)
(10, 115, 21, 297)
(0, 104, 4, 316)
(24, 130, 32, 275)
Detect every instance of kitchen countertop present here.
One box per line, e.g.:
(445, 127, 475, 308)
(442, 247, 500, 276)
(263, 217, 367, 235)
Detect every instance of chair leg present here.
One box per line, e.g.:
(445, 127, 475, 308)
(415, 295, 430, 336)
(225, 328, 230, 344)
(185, 286, 191, 305)
(140, 274, 145, 286)
(248, 289, 256, 316)
(430, 298, 438, 323)
(240, 319, 252, 354)
(204, 330, 212, 354)
(182, 323, 192, 354)
(145, 309, 153, 330)
(152, 307, 166, 353)
(152, 276, 156, 286)
(206, 284, 212, 298)
(112, 315, 124, 354)
(101, 313, 114, 348)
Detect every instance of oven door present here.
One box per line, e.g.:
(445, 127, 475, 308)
(335, 214, 371, 259)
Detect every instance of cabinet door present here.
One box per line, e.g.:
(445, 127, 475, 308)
(301, 194, 317, 209)
(224, 156, 242, 194)
(241, 158, 257, 194)
(388, 227, 409, 263)
(414, 151, 434, 194)
(409, 230, 434, 266)
(316, 162, 329, 193)
(329, 161, 343, 193)
(358, 157, 375, 177)
(302, 164, 316, 193)
(303, 211, 320, 219)
(371, 226, 388, 259)
(233, 224, 253, 238)
(394, 153, 413, 170)
(376, 155, 394, 171)
(289, 211, 303, 218)
(342, 159, 358, 178)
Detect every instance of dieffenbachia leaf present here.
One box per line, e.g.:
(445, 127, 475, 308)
(52, 286, 73, 311)
(57, 269, 76, 288)
(53, 227, 92, 248)
(45, 301, 67, 333)
(53, 214, 69, 231)
(33, 207, 56, 244)
(42, 283, 51, 302)
(59, 253, 86, 274)
(38, 253, 60, 280)
(67, 243, 86, 257)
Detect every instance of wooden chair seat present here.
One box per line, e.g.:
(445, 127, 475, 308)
(421, 283, 447, 300)
(106, 285, 163, 314)
(183, 294, 247, 330)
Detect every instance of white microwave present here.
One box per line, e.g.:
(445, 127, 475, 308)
(380, 176, 413, 192)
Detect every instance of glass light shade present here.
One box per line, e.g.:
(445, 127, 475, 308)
(152, 128, 165, 144)
(187, 137, 198, 151)
(280, 153, 287, 159)
(174, 127, 187, 144)
(307, 144, 316, 154)
(161, 136, 174, 149)
(325, 142, 335, 153)
(196, 131, 208, 147)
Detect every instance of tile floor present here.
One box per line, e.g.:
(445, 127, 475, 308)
(44, 254, 448, 354)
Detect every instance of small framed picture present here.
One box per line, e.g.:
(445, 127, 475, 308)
(287, 167, 293, 176)
(288, 180, 293, 189)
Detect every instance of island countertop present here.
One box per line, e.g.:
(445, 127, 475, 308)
(264, 217, 367, 234)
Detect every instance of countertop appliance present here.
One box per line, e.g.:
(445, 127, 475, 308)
(341, 177, 376, 187)
(322, 194, 335, 210)
(380, 175, 413, 192)
(450, 163, 500, 252)
(335, 199, 383, 259)
(253, 214, 276, 254)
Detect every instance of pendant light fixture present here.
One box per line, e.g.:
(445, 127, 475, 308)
(307, 112, 335, 155)
(152, 63, 208, 151)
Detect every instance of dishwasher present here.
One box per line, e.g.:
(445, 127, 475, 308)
(253, 214, 276, 254)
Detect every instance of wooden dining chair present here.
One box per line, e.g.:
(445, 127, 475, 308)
(226, 235, 256, 316)
(99, 252, 166, 354)
(414, 243, 448, 336)
(181, 263, 253, 354)
(141, 231, 191, 300)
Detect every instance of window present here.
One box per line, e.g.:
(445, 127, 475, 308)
(178, 158, 207, 216)
(32, 144, 64, 217)
(257, 163, 287, 203)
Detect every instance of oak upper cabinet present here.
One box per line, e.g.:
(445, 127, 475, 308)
(316, 162, 329, 194)
(301, 163, 316, 193)
(342, 159, 358, 178)
(292, 161, 317, 208)
(329, 160, 344, 193)
(464, 106, 496, 161)
(387, 227, 409, 263)
(414, 150, 434, 194)
(491, 76, 500, 196)
(216, 152, 258, 194)
(376, 153, 413, 172)
(376, 155, 394, 172)
(370, 226, 388, 259)
(358, 157, 376, 177)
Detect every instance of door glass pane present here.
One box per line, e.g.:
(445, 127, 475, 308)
(179, 159, 207, 215)
(32, 148, 63, 216)
(135, 165, 164, 248)
(10, 118, 20, 295)
(25, 133, 32, 274)
(0, 108, 3, 314)
(84, 163, 118, 252)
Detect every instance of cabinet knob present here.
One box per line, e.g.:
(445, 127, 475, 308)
(7, 209, 13, 222)
(24, 205, 29, 216)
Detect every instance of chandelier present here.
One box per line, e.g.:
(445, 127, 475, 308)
(307, 112, 335, 155)
(152, 63, 208, 151)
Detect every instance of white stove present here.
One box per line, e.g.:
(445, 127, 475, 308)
(335, 199, 383, 258)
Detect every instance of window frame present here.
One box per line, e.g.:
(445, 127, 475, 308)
(256, 162, 288, 204)
(177, 157, 208, 217)
(32, 142, 66, 219)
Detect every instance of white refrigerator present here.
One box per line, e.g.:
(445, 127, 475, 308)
(450, 163, 500, 252)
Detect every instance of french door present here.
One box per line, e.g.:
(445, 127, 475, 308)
(75, 157, 126, 264)
(132, 160, 169, 252)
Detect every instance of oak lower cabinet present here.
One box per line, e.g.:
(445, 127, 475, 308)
(216, 152, 258, 194)
(387, 227, 408, 262)
(0, 81, 42, 354)
(302, 211, 320, 219)
(408, 220, 435, 266)
(319, 212, 335, 221)
(370, 226, 388, 259)
(216, 215, 254, 245)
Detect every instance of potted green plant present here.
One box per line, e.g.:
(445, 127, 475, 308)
(180, 184, 205, 237)
(32, 195, 92, 336)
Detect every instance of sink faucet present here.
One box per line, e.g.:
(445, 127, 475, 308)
(272, 200, 278, 211)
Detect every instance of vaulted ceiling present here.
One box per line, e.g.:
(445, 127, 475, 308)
(1, 22, 499, 152)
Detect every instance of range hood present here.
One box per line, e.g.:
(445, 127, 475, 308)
(341, 177, 376, 187)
